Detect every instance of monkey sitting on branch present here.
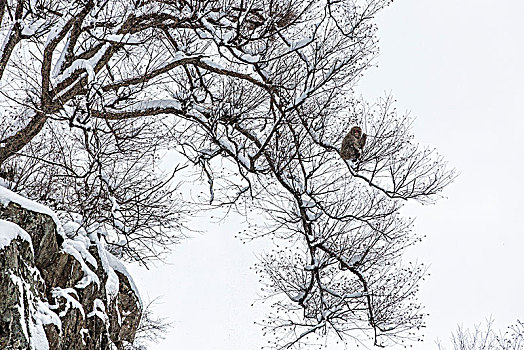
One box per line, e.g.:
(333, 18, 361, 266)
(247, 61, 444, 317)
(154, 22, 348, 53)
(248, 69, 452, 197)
(340, 126, 367, 161)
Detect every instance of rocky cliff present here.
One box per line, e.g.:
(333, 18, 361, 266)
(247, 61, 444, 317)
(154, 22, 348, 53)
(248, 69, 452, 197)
(0, 186, 142, 349)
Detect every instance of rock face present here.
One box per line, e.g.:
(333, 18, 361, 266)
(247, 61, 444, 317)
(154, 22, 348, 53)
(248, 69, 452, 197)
(0, 187, 142, 349)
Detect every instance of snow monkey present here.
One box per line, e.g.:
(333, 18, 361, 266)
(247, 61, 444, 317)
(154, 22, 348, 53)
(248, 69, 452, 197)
(340, 126, 367, 161)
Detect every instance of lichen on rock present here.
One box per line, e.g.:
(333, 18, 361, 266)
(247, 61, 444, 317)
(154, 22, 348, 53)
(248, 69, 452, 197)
(0, 186, 142, 350)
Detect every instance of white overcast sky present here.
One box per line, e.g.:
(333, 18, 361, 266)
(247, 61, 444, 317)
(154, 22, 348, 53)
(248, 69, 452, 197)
(129, 1, 524, 349)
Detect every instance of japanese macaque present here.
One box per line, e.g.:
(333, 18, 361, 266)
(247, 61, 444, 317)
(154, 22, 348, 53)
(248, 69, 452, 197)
(340, 126, 367, 161)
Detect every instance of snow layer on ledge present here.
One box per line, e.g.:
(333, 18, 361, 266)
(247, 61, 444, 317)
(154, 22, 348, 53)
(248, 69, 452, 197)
(106, 252, 143, 307)
(0, 186, 65, 237)
(0, 219, 33, 250)
(50, 287, 85, 318)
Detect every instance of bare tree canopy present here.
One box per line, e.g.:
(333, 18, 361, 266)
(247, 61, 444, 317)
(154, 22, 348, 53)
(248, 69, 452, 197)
(438, 320, 524, 350)
(0, 0, 456, 347)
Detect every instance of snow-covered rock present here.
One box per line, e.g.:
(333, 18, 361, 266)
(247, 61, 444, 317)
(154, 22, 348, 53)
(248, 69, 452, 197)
(0, 187, 141, 349)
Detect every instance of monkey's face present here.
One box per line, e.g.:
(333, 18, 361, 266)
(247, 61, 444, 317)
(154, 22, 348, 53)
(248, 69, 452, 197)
(352, 129, 361, 138)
